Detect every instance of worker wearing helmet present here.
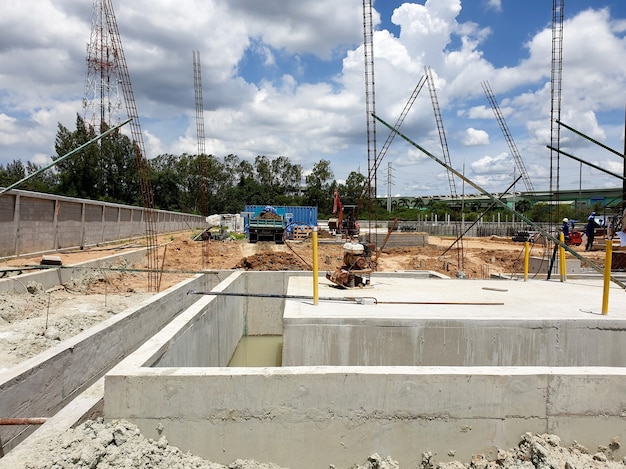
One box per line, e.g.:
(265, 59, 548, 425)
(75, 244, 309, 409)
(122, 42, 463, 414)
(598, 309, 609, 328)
(561, 218, 570, 241)
(585, 212, 596, 251)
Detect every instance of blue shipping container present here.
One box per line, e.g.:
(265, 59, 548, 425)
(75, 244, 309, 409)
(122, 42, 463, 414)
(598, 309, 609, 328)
(244, 205, 318, 226)
(243, 205, 318, 235)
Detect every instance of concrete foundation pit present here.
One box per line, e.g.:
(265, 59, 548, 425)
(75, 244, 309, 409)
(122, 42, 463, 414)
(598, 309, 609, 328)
(2, 268, 626, 468)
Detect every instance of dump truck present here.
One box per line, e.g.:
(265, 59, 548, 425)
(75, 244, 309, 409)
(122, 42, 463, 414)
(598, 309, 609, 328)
(247, 206, 288, 243)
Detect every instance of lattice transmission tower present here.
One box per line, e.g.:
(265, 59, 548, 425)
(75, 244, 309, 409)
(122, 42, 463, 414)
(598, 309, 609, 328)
(83, 0, 160, 291)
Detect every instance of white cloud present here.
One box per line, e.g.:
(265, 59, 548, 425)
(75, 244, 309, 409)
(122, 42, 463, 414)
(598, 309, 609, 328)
(487, 0, 502, 12)
(463, 128, 490, 146)
(471, 152, 512, 175)
(1, 0, 625, 196)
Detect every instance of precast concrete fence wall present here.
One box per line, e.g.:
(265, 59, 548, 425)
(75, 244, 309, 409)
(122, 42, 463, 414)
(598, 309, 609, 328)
(0, 189, 205, 258)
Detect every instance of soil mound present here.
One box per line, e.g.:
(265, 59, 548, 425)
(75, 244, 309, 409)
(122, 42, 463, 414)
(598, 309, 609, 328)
(234, 252, 307, 271)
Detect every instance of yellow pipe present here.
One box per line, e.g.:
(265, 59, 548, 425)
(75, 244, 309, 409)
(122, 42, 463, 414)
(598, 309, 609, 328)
(602, 238, 613, 315)
(523, 241, 530, 281)
(558, 232, 566, 282)
(312, 226, 319, 305)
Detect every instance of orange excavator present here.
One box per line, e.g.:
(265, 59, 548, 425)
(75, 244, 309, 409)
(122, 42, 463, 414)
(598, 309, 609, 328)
(328, 190, 360, 238)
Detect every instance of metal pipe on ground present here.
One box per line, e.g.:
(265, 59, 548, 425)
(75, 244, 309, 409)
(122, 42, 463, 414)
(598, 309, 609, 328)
(187, 290, 504, 306)
(188, 290, 367, 303)
(0, 419, 47, 426)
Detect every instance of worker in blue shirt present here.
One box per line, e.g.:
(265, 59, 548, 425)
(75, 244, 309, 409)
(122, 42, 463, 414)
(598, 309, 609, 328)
(585, 212, 596, 251)
(561, 218, 570, 241)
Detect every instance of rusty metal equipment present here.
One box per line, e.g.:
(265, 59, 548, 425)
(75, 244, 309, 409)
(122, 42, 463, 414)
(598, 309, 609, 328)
(326, 237, 376, 289)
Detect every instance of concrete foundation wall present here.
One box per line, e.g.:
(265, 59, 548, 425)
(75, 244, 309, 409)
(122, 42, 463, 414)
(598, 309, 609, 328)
(152, 272, 245, 367)
(0, 273, 229, 454)
(241, 271, 310, 335)
(105, 365, 626, 469)
(529, 256, 581, 275)
(0, 249, 149, 294)
(283, 317, 626, 367)
(376, 232, 429, 248)
(146, 271, 313, 366)
(103, 271, 626, 468)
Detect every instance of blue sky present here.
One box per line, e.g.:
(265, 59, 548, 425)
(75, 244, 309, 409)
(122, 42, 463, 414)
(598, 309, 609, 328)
(1, 0, 626, 198)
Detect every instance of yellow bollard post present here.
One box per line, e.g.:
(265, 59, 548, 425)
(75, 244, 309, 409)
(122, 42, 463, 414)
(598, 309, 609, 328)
(602, 237, 613, 315)
(524, 241, 530, 281)
(312, 226, 319, 305)
(558, 232, 566, 282)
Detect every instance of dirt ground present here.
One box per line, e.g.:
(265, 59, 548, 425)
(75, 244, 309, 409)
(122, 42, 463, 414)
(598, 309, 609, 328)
(0, 229, 611, 285)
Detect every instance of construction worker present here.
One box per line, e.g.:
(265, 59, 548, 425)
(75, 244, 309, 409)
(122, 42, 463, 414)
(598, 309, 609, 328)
(561, 218, 570, 242)
(585, 212, 596, 251)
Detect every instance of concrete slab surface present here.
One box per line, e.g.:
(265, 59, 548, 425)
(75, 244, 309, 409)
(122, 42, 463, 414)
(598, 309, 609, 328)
(286, 274, 626, 319)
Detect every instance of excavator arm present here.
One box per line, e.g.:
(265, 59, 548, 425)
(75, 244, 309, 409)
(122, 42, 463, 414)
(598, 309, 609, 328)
(333, 190, 344, 229)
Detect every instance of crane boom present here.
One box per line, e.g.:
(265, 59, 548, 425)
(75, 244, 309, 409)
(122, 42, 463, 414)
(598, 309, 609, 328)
(362, 74, 427, 200)
(481, 80, 535, 194)
(373, 74, 427, 177)
(425, 66, 464, 271)
(425, 66, 457, 198)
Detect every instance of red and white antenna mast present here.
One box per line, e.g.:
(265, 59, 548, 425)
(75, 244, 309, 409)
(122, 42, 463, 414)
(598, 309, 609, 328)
(83, 0, 122, 131)
(83, 0, 160, 291)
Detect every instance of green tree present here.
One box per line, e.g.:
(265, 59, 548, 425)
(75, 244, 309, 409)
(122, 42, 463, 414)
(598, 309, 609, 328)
(271, 155, 302, 199)
(150, 154, 182, 211)
(341, 171, 367, 206)
(304, 159, 335, 214)
(0, 160, 26, 187)
(100, 125, 140, 204)
(515, 199, 531, 214)
(54, 116, 99, 199)
(24, 161, 58, 193)
(411, 197, 424, 209)
(53, 115, 140, 204)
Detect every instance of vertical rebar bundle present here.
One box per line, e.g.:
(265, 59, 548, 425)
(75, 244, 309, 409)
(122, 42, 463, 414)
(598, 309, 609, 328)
(362, 0, 377, 244)
(550, 0, 564, 219)
(193, 50, 208, 218)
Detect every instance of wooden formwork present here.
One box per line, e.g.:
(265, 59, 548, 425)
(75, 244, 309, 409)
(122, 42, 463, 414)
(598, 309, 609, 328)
(291, 226, 313, 240)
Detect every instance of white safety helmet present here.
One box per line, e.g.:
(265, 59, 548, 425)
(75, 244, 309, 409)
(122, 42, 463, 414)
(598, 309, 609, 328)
(562, 218, 568, 223)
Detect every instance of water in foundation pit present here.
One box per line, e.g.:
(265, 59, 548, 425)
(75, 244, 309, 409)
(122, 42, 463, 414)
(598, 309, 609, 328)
(228, 335, 283, 367)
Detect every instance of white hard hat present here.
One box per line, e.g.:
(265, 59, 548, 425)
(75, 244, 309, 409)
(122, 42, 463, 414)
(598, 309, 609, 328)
(563, 218, 568, 223)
